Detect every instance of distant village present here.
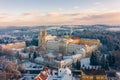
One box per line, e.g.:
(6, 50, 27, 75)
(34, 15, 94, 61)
(0, 25, 120, 80)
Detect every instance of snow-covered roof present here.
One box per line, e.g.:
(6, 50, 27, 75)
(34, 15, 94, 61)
(65, 67, 72, 74)
(72, 54, 82, 59)
(47, 35, 56, 40)
(34, 66, 73, 80)
(64, 59, 73, 64)
(45, 53, 56, 58)
(90, 45, 97, 49)
(35, 57, 44, 62)
(116, 72, 120, 76)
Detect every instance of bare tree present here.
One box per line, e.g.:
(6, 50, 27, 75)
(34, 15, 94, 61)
(5, 62, 21, 79)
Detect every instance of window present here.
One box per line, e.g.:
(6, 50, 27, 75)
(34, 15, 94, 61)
(55, 72, 58, 75)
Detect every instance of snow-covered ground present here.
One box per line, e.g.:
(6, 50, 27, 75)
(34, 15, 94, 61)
(23, 61, 38, 68)
(18, 61, 44, 80)
(81, 58, 90, 67)
(106, 28, 120, 32)
(81, 58, 100, 68)
(19, 75, 35, 80)
(23, 61, 44, 69)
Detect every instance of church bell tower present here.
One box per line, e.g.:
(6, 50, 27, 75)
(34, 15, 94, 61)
(38, 28, 47, 51)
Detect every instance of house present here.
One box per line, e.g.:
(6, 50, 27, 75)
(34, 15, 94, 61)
(81, 68, 108, 80)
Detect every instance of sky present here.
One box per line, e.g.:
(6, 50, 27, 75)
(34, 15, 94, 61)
(0, 0, 120, 27)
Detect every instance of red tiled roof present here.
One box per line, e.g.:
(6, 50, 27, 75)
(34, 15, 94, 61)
(34, 72, 47, 80)
(39, 73, 47, 80)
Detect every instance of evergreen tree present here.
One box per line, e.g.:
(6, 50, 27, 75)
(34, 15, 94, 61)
(82, 64, 85, 68)
(90, 53, 94, 65)
(76, 60, 81, 70)
(72, 51, 75, 55)
(72, 63, 76, 68)
(104, 61, 109, 70)
(29, 53, 31, 59)
(101, 55, 106, 68)
(33, 52, 37, 59)
(90, 52, 99, 65)
(31, 39, 38, 46)
(107, 54, 115, 66)
(101, 55, 109, 70)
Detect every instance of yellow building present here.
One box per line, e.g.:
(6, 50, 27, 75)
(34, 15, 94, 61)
(79, 39, 100, 46)
(0, 41, 26, 53)
(81, 75, 108, 80)
(38, 28, 100, 55)
(81, 69, 108, 80)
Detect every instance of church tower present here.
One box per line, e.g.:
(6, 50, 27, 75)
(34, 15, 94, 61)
(70, 26, 73, 37)
(38, 29, 43, 47)
(38, 28, 47, 51)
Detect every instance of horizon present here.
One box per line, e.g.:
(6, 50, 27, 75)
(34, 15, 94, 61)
(1, 24, 120, 29)
(0, 0, 120, 27)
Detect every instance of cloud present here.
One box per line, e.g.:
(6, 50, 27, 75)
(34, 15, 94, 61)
(74, 6, 79, 9)
(0, 16, 5, 20)
(22, 13, 32, 16)
(74, 12, 120, 25)
(0, 12, 120, 26)
(94, 2, 101, 5)
(58, 8, 63, 11)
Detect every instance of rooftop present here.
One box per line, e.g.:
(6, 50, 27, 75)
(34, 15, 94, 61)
(82, 69, 106, 75)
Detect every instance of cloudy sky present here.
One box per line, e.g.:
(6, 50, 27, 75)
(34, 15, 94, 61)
(0, 0, 120, 26)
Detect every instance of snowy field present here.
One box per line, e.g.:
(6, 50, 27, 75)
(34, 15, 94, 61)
(106, 28, 120, 32)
